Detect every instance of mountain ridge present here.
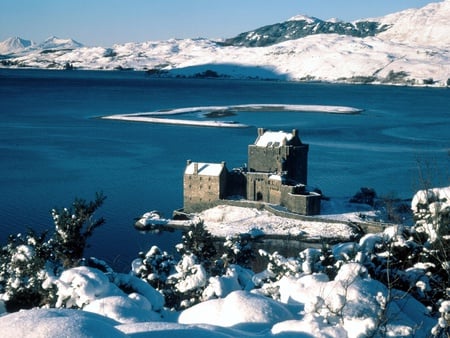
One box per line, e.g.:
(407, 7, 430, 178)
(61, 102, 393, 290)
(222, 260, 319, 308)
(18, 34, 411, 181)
(219, 16, 390, 47)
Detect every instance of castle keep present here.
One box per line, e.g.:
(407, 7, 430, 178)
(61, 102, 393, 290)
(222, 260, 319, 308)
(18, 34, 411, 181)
(183, 128, 321, 215)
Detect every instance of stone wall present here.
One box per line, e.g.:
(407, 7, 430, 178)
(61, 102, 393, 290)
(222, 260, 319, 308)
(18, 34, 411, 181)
(183, 163, 228, 213)
(183, 128, 320, 216)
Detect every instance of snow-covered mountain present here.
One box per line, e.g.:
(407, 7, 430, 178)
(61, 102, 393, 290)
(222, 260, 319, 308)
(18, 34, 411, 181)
(0, 37, 34, 54)
(1, 1, 449, 86)
(220, 15, 389, 47)
(372, 0, 450, 48)
(38, 36, 83, 50)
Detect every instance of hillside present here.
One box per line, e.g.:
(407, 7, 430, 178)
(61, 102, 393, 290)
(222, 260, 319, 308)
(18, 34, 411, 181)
(220, 15, 389, 47)
(1, 1, 449, 86)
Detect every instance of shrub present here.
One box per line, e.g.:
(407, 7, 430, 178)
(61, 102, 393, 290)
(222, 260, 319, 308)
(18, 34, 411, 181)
(222, 233, 257, 269)
(0, 193, 107, 311)
(350, 187, 377, 206)
(50, 192, 106, 268)
(0, 230, 54, 312)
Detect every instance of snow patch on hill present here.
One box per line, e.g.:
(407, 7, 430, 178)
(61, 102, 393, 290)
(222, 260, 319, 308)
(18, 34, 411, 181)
(370, 0, 450, 48)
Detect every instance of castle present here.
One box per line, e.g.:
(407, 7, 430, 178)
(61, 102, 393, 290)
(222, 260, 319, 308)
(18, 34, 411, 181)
(183, 128, 321, 215)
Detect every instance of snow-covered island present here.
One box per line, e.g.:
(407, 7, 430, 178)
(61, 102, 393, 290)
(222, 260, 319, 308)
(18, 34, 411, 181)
(102, 104, 362, 128)
(0, 186, 449, 337)
(1, 1, 450, 86)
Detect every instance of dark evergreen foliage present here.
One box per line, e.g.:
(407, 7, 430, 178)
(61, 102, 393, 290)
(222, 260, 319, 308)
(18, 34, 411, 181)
(220, 19, 390, 47)
(350, 187, 377, 206)
(51, 192, 106, 268)
(177, 220, 218, 271)
(223, 233, 257, 269)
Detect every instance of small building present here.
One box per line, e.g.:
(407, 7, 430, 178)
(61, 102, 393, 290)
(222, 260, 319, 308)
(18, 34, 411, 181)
(183, 161, 228, 213)
(183, 128, 321, 215)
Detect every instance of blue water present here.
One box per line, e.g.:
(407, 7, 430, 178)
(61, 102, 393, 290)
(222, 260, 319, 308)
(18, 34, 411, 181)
(1, 69, 449, 271)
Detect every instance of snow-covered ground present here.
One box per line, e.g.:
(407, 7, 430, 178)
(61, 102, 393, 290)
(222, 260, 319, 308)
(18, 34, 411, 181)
(1, 1, 450, 86)
(0, 264, 438, 337)
(196, 204, 360, 241)
(0, 187, 449, 337)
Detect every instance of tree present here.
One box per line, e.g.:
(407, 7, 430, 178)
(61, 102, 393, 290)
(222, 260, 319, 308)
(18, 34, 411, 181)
(0, 230, 53, 312)
(0, 193, 107, 311)
(50, 192, 106, 268)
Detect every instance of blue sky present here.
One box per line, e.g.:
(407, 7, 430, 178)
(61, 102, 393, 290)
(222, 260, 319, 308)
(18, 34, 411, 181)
(1, 0, 440, 46)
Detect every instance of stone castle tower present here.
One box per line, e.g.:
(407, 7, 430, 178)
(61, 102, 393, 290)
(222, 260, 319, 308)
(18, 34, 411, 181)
(246, 128, 309, 203)
(183, 128, 321, 215)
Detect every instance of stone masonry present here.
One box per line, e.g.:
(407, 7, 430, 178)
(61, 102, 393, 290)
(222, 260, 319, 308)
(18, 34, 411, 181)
(183, 128, 321, 215)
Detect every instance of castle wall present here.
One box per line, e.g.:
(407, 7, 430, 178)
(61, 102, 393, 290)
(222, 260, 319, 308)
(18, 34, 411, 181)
(226, 169, 247, 198)
(183, 162, 228, 213)
(248, 145, 286, 174)
(283, 192, 321, 215)
(248, 140, 309, 184)
(182, 128, 321, 216)
(284, 144, 309, 184)
(246, 172, 270, 202)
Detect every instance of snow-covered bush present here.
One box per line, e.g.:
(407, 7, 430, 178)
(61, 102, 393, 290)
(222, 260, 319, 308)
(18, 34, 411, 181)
(254, 245, 341, 288)
(411, 187, 450, 311)
(131, 246, 177, 290)
(255, 250, 303, 284)
(0, 230, 54, 311)
(432, 300, 450, 336)
(222, 233, 257, 269)
(131, 221, 257, 310)
(50, 192, 106, 268)
(167, 220, 257, 309)
(149, 221, 221, 309)
(0, 194, 107, 311)
(412, 186, 450, 244)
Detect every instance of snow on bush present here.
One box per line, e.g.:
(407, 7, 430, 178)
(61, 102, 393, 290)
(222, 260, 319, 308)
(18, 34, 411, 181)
(52, 266, 122, 308)
(2, 187, 449, 336)
(178, 290, 294, 328)
(202, 264, 254, 300)
(112, 272, 164, 311)
(83, 295, 161, 324)
(412, 186, 450, 244)
(45, 266, 165, 324)
(432, 300, 450, 336)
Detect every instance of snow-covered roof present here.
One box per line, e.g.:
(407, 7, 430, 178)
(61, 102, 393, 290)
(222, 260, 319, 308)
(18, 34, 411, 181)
(185, 162, 225, 177)
(255, 130, 295, 147)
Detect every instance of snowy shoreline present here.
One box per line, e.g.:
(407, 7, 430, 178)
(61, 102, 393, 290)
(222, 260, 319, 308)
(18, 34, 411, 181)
(101, 104, 362, 127)
(135, 197, 389, 243)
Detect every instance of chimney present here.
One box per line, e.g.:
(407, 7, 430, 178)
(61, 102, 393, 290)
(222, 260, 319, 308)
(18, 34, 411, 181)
(194, 162, 198, 174)
(258, 128, 265, 137)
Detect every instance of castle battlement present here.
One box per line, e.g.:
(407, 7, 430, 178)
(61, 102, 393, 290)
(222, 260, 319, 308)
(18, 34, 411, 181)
(183, 128, 321, 215)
